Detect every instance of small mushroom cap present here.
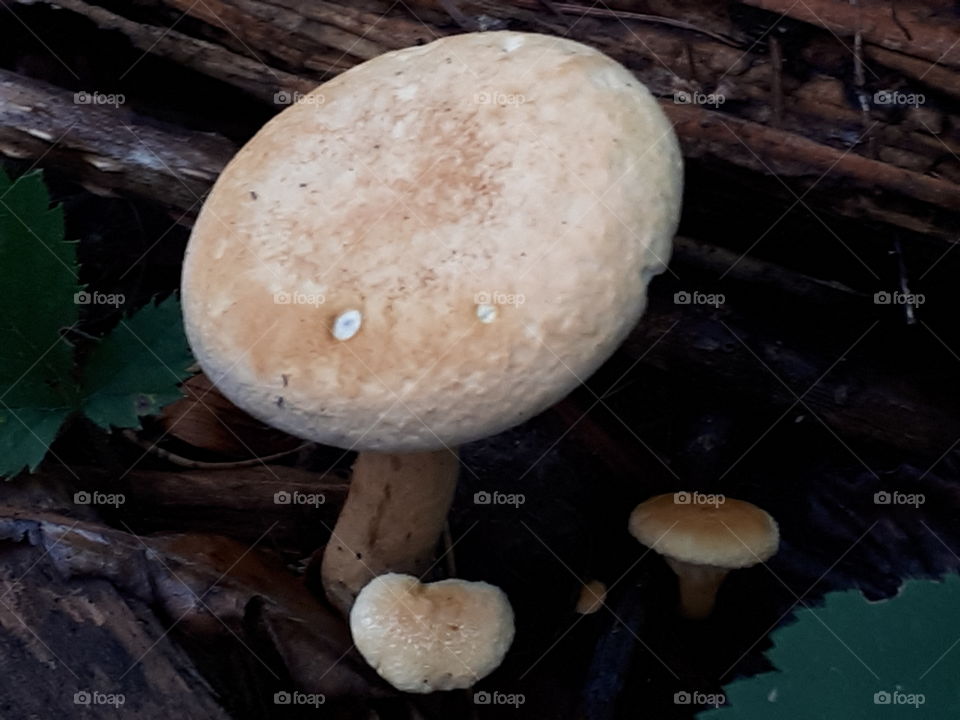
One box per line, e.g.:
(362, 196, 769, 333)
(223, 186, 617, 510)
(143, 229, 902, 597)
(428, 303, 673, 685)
(629, 493, 779, 568)
(349, 573, 515, 693)
(182, 31, 682, 453)
(575, 579, 607, 615)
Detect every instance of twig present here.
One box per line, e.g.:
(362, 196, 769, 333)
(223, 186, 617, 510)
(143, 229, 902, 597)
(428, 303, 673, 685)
(850, 0, 877, 159)
(509, 0, 742, 47)
(121, 429, 311, 469)
(439, 0, 478, 30)
(769, 35, 784, 127)
(892, 237, 918, 325)
(578, 580, 652, 720)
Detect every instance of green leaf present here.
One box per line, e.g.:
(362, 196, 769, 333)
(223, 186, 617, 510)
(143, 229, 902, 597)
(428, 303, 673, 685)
(79, 295, 192, 430)
(0, 168, 81, 475)
(700, 575, 960, 719)
(0, 408, 74, 476)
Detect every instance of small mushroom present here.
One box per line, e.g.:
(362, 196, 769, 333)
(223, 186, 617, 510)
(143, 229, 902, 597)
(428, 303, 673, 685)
(575, 579, 607, 615)
(628, 493, 779, 619)
(349, 573, 514, 693)
(181, 30, 682, 616)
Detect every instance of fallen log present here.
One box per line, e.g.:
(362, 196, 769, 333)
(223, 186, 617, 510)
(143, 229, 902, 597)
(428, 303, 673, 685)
(0, 69, 235, 215)
(0, 539, 235, 719)
(4, 0, 960, 241)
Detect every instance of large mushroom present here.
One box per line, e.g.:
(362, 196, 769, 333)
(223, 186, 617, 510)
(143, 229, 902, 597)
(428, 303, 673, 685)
(181, 31, 683, 615)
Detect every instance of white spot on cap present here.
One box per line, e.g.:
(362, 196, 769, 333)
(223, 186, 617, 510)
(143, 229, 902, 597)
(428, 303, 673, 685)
(502, 36, 524, 52)
(396, 84, 418, 101)
(476, 304, 497, 323)
(333, 310, 362, 340)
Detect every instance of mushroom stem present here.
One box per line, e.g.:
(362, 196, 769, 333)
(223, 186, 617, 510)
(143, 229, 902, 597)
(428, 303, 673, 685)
(665, 558, 730, 620)
(321, 449, 460, 615)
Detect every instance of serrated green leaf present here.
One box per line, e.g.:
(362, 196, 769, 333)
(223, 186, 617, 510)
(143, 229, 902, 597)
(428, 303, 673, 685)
(700, 575, 960, 719)
(0, 168, 81, 476)
(79, 296, 192, 429)
(0, 407, 74, 476)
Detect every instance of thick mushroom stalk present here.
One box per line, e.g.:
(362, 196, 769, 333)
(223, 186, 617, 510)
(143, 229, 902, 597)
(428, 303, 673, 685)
(665, 558, 730, 620)
(321, 449, 459, 615)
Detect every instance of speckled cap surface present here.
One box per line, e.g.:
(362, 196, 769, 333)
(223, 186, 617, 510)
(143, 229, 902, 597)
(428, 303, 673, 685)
(182, 31, 682, 452)
(350, 573, 514, 693)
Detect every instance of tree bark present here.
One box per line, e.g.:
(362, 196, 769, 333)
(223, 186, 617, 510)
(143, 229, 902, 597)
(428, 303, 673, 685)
(3, 0, 960, 240)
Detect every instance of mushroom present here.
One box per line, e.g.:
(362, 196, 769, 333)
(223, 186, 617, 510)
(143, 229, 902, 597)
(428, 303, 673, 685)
(575, 579, 607, 615)
(628, 493, 779, 619)
(350, 573, 514, 693)
(181, 31, 683, 615)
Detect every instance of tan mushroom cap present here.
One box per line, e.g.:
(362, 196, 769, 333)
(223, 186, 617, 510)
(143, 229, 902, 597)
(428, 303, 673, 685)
(629, 493, 780, 568)
(349, 573, 515, 693)
(182, 31, 682, 453)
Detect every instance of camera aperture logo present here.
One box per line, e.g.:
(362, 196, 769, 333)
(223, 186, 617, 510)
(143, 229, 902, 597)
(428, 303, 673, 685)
(273, 291, 325, 307)
(674, 491, 725, 508)
(273, 90, 325, 106)
(74, 690, 125, 707)
(874, 690, 924, 707)
(273, 690, 325, 707)
(873, 90, 925, 107)
(474, 91, 526, 107)
(873, 490, 924, 508)
(475, 291, 525, 307)
(74, 290, 125, 308)
(674, 90, 725, 107)
(674, 290, 725, 308)
(674, 690, 726, 708)
(274, 489, 326, 507)
(74, 91, 125, 108)
(74, 490, 125, 508)
(474, 690, 525, 707)
(474, 490, 525, 508)
(874, 290, 924, 306)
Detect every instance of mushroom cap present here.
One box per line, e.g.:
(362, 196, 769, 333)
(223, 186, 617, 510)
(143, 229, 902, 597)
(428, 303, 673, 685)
(182, 31, 682, 452)
(349, 573, 515, 693)
(575, 579, 607, 615)
(628, 493, 780, 568)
